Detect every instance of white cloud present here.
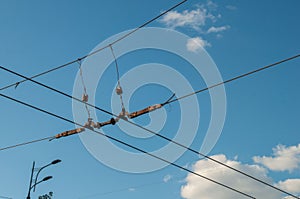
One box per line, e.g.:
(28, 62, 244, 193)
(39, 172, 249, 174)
(160, 8, 213, 31)
(253, 144, 300, 172)
(186, 37, 210, 52)
(160, 2, 230, 48)
(181, 154, 281, 199)
(276, 179, 300, 193)
(207, 25, 230, 33)
(160, 1, 219, 32)
(163, 174, 172, 183)
(159, 2, 227, 33)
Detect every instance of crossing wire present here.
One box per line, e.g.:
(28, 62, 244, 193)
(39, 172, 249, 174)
(0, 0, 295, 196)
(0, 0, 187, 92)
(0, 92, 255, 199)
(0, 53, 300, 199)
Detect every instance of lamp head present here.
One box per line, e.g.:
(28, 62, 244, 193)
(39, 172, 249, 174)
(51, 159, 61, 165)
(42, 176, 52, 182)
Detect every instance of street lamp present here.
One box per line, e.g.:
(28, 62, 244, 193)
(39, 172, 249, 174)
(33, 159, 61, 192)
(26, 159, 61, 199)
(32, 176, 53, 189)
(26, 176, 52, 199)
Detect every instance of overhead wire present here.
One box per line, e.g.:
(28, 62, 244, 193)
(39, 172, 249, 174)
(0, 0, 294, 197)
(0, 92, 255, 199)
(0, 0, 187, 92)
(0, 136, 54, 152)
(0, 59, 78, 91)
(167, 54, 300, 104)
(0, 53, 300, 199)
(0, 54, 300, 198)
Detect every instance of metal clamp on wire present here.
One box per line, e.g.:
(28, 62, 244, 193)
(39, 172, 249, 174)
(82, 94, 88, 102)
(116, 107, 128, 121)
(84, 118, 94, 130)
(49, 128, 85, 141)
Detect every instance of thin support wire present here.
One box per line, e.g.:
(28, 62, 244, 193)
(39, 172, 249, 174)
(77, 60, 91, 119)
(109, 44, 126, 112)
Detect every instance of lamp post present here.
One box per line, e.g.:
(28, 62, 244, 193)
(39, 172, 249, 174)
(26, 161, 35, 199)
(26, 159, 61, 199)
(33, 159, 61, 192)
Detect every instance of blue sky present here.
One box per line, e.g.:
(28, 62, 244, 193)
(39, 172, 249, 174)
(0, 1, 300, 199)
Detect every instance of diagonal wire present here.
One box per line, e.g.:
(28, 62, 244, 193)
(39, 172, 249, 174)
(0, 0, 187, 92)
(1, 53, 300, 198)
(0, 60, 78, 91)
(0, 92, 255, 199)
(0, 136, 54, 151)
(167, 54, 300, 104)
(0, 53, 300, 198)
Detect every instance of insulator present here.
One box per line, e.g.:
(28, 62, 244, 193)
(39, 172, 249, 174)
(82, 94, 89, 102)
(128, 104, 162, 119)
(116, 85, 123, 95)
(54, 128, 85, 139)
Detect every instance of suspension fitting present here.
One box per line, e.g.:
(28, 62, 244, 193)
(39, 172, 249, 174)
(82, 94, 88, 102)
(116, 85, 123, 95)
